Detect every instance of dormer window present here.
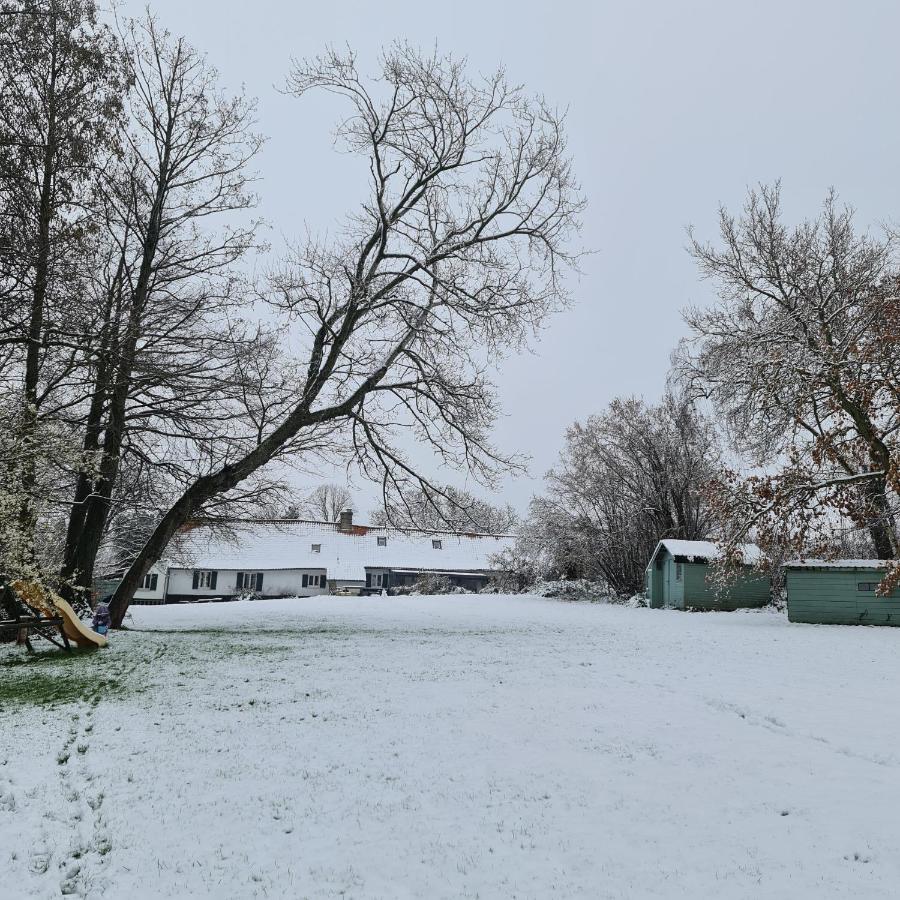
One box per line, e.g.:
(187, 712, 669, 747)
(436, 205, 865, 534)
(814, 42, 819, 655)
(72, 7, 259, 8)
(377, 536, 387, 547)
(311, 543, 321, 553)
(432, 539, 442, 550)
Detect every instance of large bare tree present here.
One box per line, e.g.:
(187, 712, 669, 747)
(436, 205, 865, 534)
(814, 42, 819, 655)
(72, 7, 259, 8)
(57, 14, 264, 601)
(107, 45, 584, 625)
(516, 392, 719, 595)
(680, 185, 900, 580)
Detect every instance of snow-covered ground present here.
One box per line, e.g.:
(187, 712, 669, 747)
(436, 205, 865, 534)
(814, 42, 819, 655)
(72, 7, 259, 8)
(2, 594, 899, 899)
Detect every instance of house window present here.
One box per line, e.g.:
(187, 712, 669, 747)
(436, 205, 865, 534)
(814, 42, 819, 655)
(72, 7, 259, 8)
(141, 573, 158, 591)
(302, 573, 308, 588)
(237, 572, 264, 591)
(377, 536, 387, 547)
(311, 544, 321, 553)
(192, 570, 217, 590)
(432, 539, 442, 550)
(675, 563, 683, 582)
(857, 582, 878, 592)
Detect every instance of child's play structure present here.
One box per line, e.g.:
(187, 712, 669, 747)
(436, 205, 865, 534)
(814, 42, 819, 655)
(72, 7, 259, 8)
(0, 580, 107, 652)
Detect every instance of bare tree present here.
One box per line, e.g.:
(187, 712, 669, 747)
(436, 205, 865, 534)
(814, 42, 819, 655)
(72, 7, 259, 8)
(370, 484, 517, 533)
(302, 484, 353, 522)
(107, 44, 584, 625)
(516, 393, 719, 595)
(679, 185, 900, 582)
(57, 14, 264, 601)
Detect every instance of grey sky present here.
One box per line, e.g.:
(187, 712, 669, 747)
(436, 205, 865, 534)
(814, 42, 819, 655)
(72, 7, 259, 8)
(122, 0, 900, 515)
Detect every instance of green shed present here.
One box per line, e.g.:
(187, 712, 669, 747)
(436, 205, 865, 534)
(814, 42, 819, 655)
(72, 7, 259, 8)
(645, 539, 771, 611)
(785, 560, 900, 626)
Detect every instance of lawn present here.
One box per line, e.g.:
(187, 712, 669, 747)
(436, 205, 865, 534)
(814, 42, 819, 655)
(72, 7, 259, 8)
(2, 594, 899, 898)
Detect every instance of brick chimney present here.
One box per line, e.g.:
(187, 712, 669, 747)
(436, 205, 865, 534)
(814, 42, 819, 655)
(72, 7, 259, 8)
(338, 508, 353, 532)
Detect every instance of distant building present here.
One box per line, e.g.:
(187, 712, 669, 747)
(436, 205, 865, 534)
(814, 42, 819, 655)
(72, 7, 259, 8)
(645, 539, 770, 610)
(94, 563, 169, 607)
(785, 559, 900, 626)
(125, 510, 514, 603)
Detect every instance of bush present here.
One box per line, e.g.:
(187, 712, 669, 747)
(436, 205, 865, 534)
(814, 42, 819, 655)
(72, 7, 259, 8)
(413, 573, 452, 595)
(530, 578, 618, 603)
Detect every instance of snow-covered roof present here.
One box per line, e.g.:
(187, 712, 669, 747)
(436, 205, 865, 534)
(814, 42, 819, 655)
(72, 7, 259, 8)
(784, 559, 893, 570)
(648, 539, 762, 567)
(167, 519, 515, 582)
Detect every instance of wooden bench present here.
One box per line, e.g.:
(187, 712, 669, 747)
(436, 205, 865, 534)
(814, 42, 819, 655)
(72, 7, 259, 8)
(0, 582, 73, 653)
(0, 615, 72, 652)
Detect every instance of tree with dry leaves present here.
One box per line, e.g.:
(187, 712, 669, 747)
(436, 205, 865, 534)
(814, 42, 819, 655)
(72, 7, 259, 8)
(679, 184, 900, 588)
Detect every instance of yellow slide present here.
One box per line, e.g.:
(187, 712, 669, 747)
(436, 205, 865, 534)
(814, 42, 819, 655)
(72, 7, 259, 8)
(12, 581, 108, 650)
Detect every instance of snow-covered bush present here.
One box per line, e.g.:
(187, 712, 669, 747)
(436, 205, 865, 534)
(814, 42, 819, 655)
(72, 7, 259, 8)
(411, 573, 452, 594)
(530, 579, 618, 603)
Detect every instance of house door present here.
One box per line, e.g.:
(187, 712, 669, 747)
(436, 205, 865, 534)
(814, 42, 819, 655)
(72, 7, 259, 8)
(664, 559, 681, 609)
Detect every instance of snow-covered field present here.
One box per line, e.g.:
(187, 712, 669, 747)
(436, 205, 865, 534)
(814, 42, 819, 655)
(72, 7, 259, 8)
(2, 594, 899, 899)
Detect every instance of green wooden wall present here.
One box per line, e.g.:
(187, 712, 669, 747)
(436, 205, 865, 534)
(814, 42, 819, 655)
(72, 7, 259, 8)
(645, 564, 664, 608)
(682, 563, 770, 610)
(645, 550, 684, 609)
(645, 548, 769, 610)
(786, 568, 900, 626)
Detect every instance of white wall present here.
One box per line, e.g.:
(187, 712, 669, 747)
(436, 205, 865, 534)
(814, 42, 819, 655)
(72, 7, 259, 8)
(133, 563, 167, 602)
(166, 568, 329, 599)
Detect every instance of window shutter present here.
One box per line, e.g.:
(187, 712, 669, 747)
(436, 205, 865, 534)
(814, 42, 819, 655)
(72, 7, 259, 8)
(302, 573, 308, 588)
(192, 571, 199, 590)
(210, 571, 217, 589)
(256, 573, 263, 591)
(150, 574, 158, 591)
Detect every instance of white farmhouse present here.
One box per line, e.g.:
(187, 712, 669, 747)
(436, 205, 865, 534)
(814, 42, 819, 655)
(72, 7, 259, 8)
(131, 510, 514, 603)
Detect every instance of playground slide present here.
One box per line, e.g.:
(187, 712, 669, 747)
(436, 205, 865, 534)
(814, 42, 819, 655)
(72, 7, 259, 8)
(12, 581, 108, 649)
(52, 596, 108, 650)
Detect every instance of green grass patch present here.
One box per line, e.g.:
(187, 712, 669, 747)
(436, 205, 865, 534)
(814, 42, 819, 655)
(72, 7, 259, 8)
(0, 670, 123, 707)
(0, 644, 127, 707)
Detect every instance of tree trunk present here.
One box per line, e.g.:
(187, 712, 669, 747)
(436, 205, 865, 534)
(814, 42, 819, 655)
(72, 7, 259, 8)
(863, 477, 898, 560)
(17, 40, 58, 560)
(62, 170, 167, 602)
(108, 391, 324, 626)
(60, 362, 110, 596)
(61, 251, 123, 588)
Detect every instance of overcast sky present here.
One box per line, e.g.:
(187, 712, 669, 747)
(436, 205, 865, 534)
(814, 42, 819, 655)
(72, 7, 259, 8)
(122, 0, 900, 516)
